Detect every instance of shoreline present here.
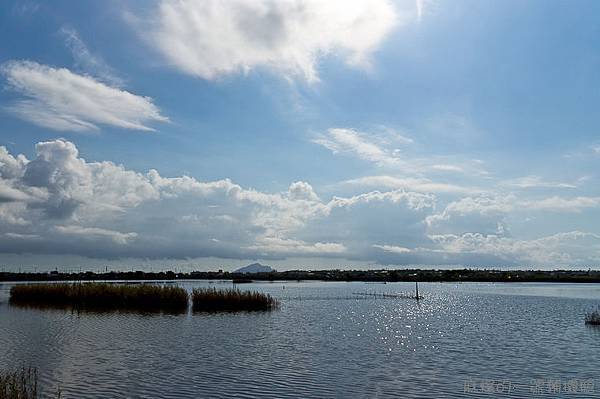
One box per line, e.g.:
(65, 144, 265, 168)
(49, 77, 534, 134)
(2, 269, 600, 283)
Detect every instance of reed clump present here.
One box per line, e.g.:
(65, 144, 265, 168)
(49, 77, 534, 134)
(10, 283, 188, 313)
(192, 287, 279, 312)
(0, 367, 37, 399)
(585, 308, 600, 325)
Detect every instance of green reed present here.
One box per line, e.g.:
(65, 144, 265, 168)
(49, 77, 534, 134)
(10, 283, 188, 313)
(192, 287, 279, 312)
(585, 308, 600, 325)
(0, 367, 37, 399)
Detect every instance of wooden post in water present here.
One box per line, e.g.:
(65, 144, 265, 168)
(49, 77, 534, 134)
(415, 281, 419, 300)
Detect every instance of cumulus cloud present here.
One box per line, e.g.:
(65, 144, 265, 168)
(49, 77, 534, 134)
(367, 231, 600, 267)
(429, 231, 600, 266)
(2, 60, 168, 132)
(429, 195, 600, 225)
(0, 139, 438, 261)
(0, 139, 350, 259)
(299, 190, 435, 259)
(0, 146, 28, 179)
(288, 181, 320, 201)
(136, 0, 398, 82)
(0, 184, 30, 203)
(426, 194, 600, 237)
(1, 139, 600, 267)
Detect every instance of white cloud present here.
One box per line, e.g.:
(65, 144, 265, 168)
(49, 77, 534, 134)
(246, 237, 346, 255)
(138, 0, 399, 82)
(0, 146, 28, 179)
(288, 181, 320, 201)
(0, 139, 442, 261)
(426, 194, 600, 239)
(428, 194, 600, 228)
(2, 139, 600, 267)
(313, 128, 403, 167)
(0, 181, 39, 203)
(425, 196, 512, 236)
(0, 139, 351, 259)
(429, 231, 600, 266)
(430, 164, 464, 173)
(373, 244, 411, 253)
(0, 202, 30, 226)
(2, 60, 168, 132)
(341, 175, 477, 194)
(526, 196, 600, 212)
(328, 189, 434, 211)
(428, 196, 513, 222)
(54, 225, 138, 245)
(4, 232, 40, 240)
(501, 175, 576, 189)
(313, 127, 483, 177)
(415, 0, 424, 22)
(414, 0, 438, 24)
(60, 27, 123, 86)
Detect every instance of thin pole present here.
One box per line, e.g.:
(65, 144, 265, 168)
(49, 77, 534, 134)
(415, 281, 419, 300)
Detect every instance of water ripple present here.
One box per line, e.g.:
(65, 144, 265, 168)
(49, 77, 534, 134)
(0, 281, 599, 398)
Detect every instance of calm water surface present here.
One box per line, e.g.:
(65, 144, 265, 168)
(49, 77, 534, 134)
(1, 281, 600, 398)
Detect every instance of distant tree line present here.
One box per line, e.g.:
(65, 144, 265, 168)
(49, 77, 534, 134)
(2, 268, 600, 283)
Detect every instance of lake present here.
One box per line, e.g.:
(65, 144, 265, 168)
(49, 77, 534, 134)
(1, 281, 600, 398)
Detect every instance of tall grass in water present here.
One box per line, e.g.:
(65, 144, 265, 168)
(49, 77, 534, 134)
(585, 308, 600, 325)
(192, 288, 279, 312)
(0, 368, 37, 399)
(10, 283, 188, 313)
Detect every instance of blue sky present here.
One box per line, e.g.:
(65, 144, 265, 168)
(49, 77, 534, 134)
(1, 0, 600, 271)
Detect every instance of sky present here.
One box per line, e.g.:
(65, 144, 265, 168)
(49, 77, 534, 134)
(1, 0, 600, 272)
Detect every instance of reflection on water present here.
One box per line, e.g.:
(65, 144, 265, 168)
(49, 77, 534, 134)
(1, 281, 600, 398)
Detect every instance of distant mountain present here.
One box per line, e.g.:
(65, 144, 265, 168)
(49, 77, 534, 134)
(234, 263, 276, 274)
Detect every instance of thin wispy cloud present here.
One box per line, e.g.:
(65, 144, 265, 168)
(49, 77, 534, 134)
(340, 175, 478, 195)
(414, 0, 438, 24)
(415, 0, 424, 22)
(373, 244, 411, 253)
(1, 60, 168, 132)
(501, 175, 577, 189)
(60, 26, 124, 86)
(313, 127, 487, 177)
(313, 128, 404, 167)
(11, 1, 39, 17)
